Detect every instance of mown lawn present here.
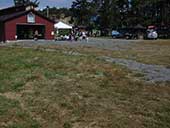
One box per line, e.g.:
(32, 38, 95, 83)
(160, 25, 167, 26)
(0, 46, 170, 128)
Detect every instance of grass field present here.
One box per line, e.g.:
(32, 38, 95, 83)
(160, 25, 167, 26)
(73, 40, 170, 67)
(0, 41, 170, 128)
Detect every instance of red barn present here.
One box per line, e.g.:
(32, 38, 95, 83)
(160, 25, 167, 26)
(0, 5, 55, 42)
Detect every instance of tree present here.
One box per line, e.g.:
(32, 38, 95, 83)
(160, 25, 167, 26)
(70, 0, 170, 32)
(156, 0, 170, 26)
(97, 0, 123, 29)
(71, 0, 93, 25)
(128, 0, 170, 26)
(39, 7, 72, 22)
(13, 0, 39, 7)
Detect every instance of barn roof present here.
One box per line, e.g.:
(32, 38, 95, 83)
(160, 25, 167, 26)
(0, 11, 26, 22)
(0, 5, 26, 16)
(0, 9, 55, 23)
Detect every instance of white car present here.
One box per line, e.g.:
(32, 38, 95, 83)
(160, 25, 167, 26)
(147, 29, 158, 39)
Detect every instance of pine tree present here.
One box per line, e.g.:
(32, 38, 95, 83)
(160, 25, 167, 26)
(13, 0, 39, 7)
(71, 0, 92, 25)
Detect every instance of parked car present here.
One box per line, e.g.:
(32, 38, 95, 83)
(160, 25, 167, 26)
(146, 26, 158, 39)
(124, 32, 133, 39)
(116, 29, 137, 39)
(111, 30, 123, 38)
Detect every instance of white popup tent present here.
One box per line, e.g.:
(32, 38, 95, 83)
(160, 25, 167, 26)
(54, 21, 72, 29)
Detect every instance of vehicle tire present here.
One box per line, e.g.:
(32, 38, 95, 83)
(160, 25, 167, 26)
(112, 36, 116, 39)
(126, 36, 129, 39)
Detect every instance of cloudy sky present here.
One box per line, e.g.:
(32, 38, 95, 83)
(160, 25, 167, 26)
(0, 0, 74, 9)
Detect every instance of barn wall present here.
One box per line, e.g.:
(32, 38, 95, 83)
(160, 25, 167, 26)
(35, 15, 54, 40)
(5, 15, 26, 40)
(4, 12, 54, 41)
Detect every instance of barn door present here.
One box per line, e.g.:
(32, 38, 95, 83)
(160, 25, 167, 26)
(16, 24, 45, 39)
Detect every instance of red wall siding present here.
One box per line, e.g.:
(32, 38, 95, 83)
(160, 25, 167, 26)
(5, 13, 54, 40)
(35, 15, 54, 40)
(5, 15, 26, 40)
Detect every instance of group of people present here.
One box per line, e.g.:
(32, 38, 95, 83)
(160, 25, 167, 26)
(59, 31, 88, 42)
(33, 29, 89, 42)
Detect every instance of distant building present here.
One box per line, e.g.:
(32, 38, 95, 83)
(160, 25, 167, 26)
(0, 4, 55, 42)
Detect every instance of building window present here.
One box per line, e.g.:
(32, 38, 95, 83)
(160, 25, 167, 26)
(27, 13, 35, 23)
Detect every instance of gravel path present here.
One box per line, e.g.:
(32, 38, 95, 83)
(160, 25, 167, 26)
(101, 56, 170, 82)
(2, 38, 139, 51)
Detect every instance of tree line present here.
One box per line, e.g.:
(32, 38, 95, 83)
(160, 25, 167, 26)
(71, 0, 170, 30)
(13, 0, 170, 30)
(13, 0, 39, 7)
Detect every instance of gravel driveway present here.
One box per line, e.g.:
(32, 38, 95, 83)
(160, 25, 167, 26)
(2, 38, 139, 50)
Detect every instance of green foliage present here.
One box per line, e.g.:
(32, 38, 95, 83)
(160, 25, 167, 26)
(70, 0, 170, 32)
(58, 29, 71, 36)
(0, 96, 19, 115)
(71, 0, 93, 25)
(13, 0, 39, 7)
(39, 7, 72, 21)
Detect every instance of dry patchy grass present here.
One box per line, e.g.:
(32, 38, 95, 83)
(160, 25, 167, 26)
(0, 46, 170, 128)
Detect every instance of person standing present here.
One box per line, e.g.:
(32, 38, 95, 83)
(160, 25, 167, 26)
(34, 30, 39, 41)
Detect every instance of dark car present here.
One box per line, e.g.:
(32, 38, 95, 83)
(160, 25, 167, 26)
(118, 29, 138, 39)
(124, 32, 138, 39)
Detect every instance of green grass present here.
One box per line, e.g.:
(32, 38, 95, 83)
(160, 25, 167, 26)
(0, 46, 170, 128)
(0, 96, 19, 115)
(0, 95, 40, 128)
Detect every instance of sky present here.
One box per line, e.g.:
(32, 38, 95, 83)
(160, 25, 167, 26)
(0, 0, 74, 9)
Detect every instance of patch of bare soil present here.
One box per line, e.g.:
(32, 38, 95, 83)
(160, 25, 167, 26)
(0, 92, 21, 101)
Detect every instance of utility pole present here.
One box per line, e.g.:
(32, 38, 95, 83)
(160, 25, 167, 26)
(46, 6, 49, 18)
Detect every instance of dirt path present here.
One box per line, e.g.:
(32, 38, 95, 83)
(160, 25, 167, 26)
(100, 56, 170, 82)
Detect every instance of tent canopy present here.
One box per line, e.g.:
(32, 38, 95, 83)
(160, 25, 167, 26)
(54, 21, 72, 29)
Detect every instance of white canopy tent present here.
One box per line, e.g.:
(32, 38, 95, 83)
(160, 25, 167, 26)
(54, 21, 72, 29)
